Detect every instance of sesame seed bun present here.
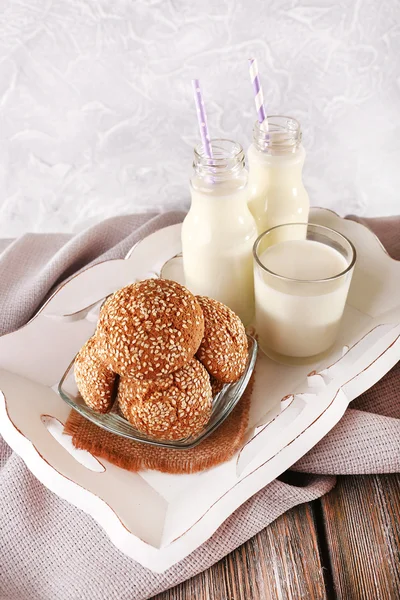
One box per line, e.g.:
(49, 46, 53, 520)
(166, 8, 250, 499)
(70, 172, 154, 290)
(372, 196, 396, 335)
(96, 279, 205, 380)
(118, 358, 212, 441)
(74, 337, 117, 413)
(196, 296, 248, 383)
(210, 375, 225, 396)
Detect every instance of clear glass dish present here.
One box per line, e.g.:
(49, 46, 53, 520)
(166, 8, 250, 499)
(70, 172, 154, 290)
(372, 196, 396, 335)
(58, 335, 257, 449)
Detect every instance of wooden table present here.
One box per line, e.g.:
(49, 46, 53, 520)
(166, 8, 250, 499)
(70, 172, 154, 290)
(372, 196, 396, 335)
(153, 474, 400, 600)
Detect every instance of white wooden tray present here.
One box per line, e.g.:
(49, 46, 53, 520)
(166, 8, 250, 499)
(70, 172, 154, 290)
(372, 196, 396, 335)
(0, 208, 399, 572)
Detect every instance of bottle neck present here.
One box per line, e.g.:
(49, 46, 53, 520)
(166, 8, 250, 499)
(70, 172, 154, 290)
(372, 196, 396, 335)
(248, 142, 306, 172)
(192, 139, 247, 193)
(253, 116, 302, 155)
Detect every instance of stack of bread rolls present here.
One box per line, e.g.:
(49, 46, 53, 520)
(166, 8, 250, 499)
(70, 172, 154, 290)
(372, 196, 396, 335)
(74, 279, 248, 441)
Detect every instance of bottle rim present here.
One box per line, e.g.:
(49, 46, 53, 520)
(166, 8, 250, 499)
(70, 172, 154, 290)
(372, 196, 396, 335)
(253, 116, 302, 153)
(193, 139, 245, 180)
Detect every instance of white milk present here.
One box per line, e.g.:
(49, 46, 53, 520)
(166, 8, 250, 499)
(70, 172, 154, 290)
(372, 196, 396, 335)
(254, 239, 352, 358)
(247, 117, 310, 242)
(182, 140, 257, 325)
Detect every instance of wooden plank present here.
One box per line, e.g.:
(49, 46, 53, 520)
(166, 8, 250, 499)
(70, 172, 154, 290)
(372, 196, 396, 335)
(321, 474, 400, 600)
(152, 501, 328, 600)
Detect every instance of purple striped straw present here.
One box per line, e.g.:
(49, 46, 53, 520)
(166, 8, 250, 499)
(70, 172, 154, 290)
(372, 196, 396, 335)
(248, 58, 268, 131)
(192, 79, 213, 158)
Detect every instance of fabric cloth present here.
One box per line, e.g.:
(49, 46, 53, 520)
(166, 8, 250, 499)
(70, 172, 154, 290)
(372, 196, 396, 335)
(0, 213, 399, 600)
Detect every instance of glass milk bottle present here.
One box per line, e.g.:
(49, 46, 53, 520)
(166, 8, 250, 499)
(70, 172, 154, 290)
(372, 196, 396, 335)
(247, 116, 310, 241)
(182, 139, 257, 325)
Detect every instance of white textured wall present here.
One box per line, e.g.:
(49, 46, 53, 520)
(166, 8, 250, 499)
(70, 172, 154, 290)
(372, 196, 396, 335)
(0, 0, 399, 236)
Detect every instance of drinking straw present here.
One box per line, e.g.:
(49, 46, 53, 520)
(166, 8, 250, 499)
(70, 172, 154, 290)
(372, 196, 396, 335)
(192, 79, 213, 158)
(248, 58, 268, 131)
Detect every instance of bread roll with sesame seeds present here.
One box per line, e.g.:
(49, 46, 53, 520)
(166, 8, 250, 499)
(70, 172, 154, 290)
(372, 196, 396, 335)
(74, 337, 117, 413)
(210, 375, 225, 396)
(96, 279, 205, 380)
(196, 296, 248, 383)
(117, 358, 212, 441)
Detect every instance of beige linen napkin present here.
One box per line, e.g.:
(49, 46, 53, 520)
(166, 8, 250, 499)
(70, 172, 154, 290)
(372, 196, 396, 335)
(0, 212, 399, 600)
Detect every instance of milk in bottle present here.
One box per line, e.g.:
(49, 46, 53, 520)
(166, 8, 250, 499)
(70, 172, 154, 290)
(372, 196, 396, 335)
(247, 116, 310, 242)
(182, 140, 257, 324)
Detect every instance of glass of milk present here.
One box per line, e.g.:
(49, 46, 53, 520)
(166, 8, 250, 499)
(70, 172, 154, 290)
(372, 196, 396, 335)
(247, 116, 310, 240)
(253, 223, 356, 363)
(182, 139, 257, 325)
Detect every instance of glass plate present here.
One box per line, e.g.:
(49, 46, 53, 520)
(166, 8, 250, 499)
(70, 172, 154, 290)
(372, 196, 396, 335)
(58, 335, 258, 449)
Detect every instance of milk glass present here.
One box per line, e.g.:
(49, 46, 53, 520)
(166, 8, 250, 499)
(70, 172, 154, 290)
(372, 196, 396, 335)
(247, 116, 310, 240)
(253, 223, 356, 363)
(182, 139, 257, 324)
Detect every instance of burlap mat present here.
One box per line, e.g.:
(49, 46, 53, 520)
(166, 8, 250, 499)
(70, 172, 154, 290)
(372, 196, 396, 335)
(64, 372, 254, 474)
